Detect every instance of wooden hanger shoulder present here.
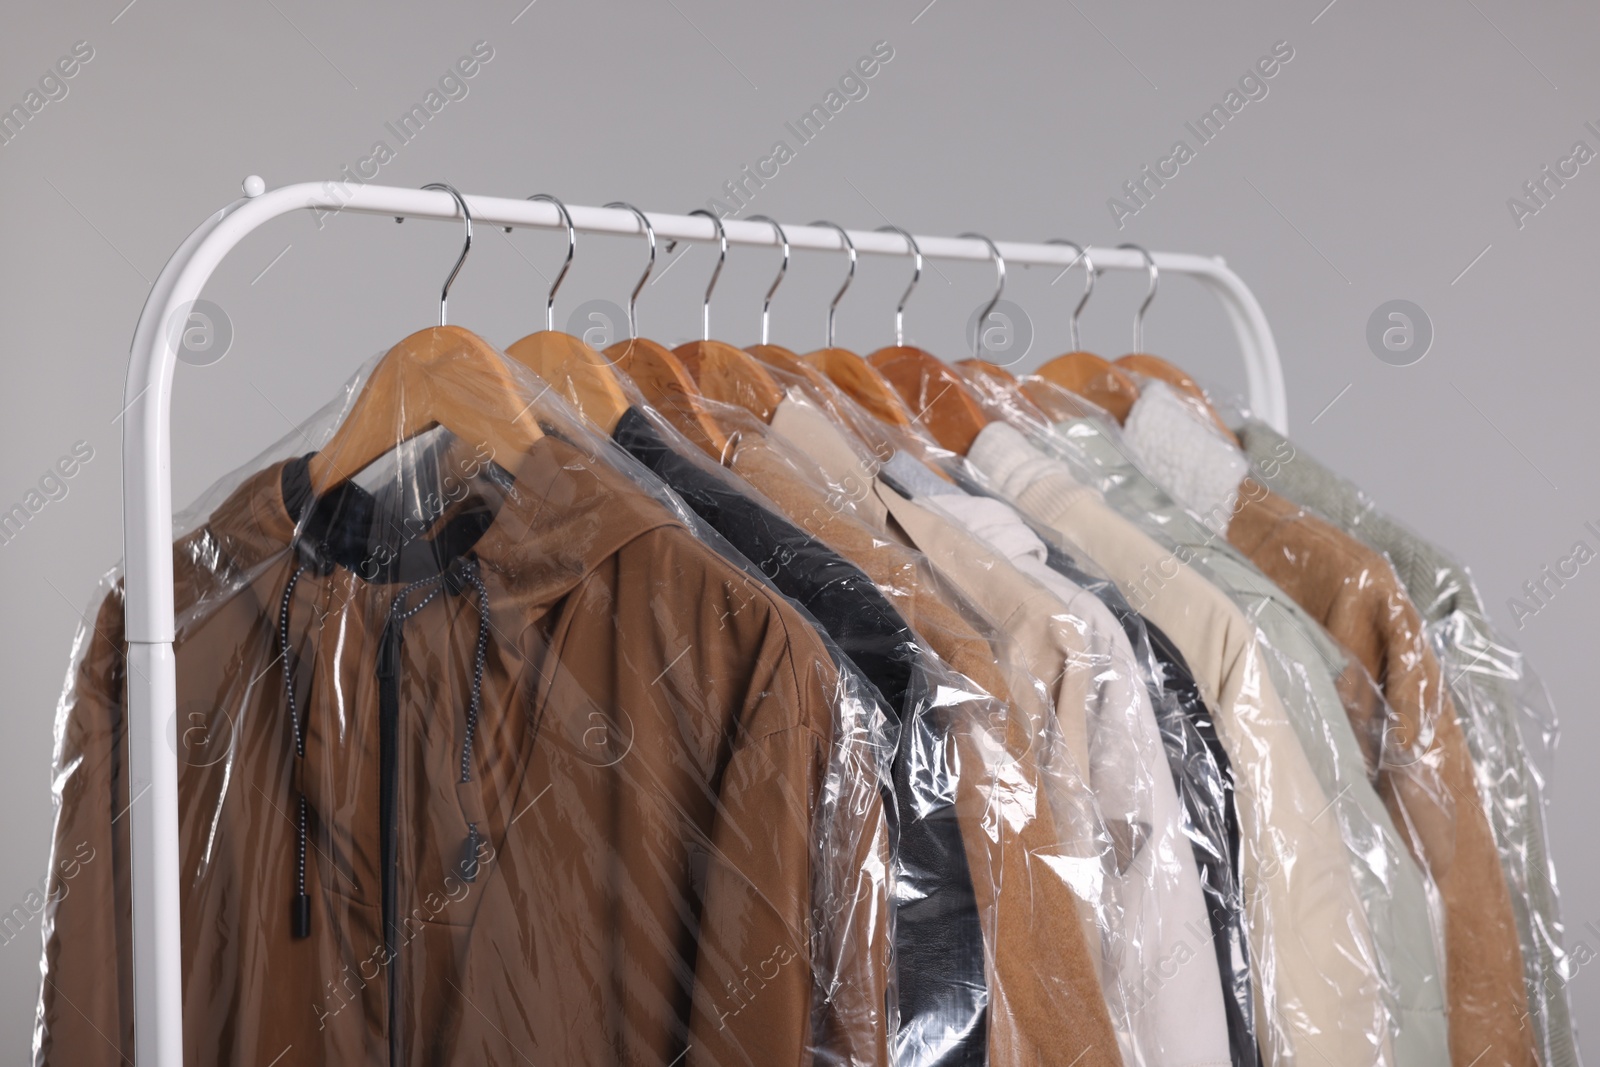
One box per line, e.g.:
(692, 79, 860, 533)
(956, 358, 1019, 386)
(956, 358, 1057, 422)
(605, 336, 731, 456)
(605, 336, 695, 405)
(1034, 350, 1141, 423)
(307, 325, 543, 494)
(1018, 376, 1102, 423)
(804, 346, 912, 427)
(868, 345, 991, 454)
(505, 329, 630, 433)
(747, 343, 834, 394)
(673, 339, 784, 423)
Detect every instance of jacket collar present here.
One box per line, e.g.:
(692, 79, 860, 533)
(204, 432, 687, 613)
(966, 422, 1099, 525)
(770, 395, 894, 530)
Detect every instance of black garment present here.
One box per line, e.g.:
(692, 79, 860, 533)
(1043, 543, 1259, 1067)
(1141, 618, 1260, 1067)
(614, 409, 988, 1067)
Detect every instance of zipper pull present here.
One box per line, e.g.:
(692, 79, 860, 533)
(459, 824, 482, 883)
(292, 893, 311, 938)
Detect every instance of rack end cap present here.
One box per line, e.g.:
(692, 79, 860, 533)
(242, 175, 266, 198)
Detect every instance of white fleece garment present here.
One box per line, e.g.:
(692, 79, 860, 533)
(1122, 382, 1249, 536)
(924, 491, 1233, 1067)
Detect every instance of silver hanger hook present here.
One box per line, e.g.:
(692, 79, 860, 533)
(1118, 242, 1158, 353)
(687, 209, 727, 341)
(959, 232, 1005, 359)
(1046, 239, 1095, 351)
(514, 194, 575, 332)
(605, 202, 654, 340)
(400, 183, 473, 327)
(876, 225, 921, 347)
(810, 220, 855, 348)
(746, 215, 789, 346)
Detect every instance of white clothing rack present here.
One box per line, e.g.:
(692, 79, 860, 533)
(118, 176, 1286, 1064)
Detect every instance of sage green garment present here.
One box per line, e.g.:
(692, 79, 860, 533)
(1052, 417, 1451, 1067)
(1239, 420, 1579, 1067)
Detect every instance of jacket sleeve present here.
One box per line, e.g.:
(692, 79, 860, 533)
(1231, 493, 1538, 1067)
(1331, 573, 1536, 1067)
(34, 586, 132, 1066)
(687, 617, 891, 1067)
(1214, 624, 1393, 1066)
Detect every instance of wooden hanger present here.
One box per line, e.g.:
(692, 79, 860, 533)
(310, 185, 543, 494)
(1018, 376, 1104, 423)
(805, 347, 913, 426)
(1094, 244, 1242, 443)
(500, 195, 630, 433)
(309, 328, 543, 494)
(863, 229, 1003, 453)
(956, 359, 1018, 386)
(955, 358, 1060, 425)
(734, 216, 897, 418)
(1034, 353, 1141, 422)
(747, 342, 829, 391)
(666, 208, 785, 423)
(748, 344, 910, 469)
(675, 339, 784, 422)
(606, 336, 732, 453)
(799, 221, 915, 426)
(737, 217, 834, 396)
(869, 345, 990, 454)
(1032, 240, 1141, 422)
(506, 329, 629, 433)
(1115, 353, 1240, 445)
(586, 203, 732, 453)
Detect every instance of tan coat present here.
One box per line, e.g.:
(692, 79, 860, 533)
(37, 435, 888, 1066)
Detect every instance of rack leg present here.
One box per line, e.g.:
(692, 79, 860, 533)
(128, 640, 183, 1066)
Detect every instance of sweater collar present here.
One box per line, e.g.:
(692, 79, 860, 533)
(924, 493, 1050, 567)
(966, 422, 1099, 522)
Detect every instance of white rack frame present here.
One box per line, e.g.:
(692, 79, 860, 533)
(118, 177, 1285, 1064)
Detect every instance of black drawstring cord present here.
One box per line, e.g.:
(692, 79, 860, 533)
(457, 559, 490, 782)
(280, 553, 493, 939)
(388, 558, 492, 883)
(279, 563, 312, 938)
(456, 559, 490, 881)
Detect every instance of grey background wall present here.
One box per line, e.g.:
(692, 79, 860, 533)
(2, 0, 1596, 1057)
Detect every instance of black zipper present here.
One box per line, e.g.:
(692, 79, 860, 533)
(373, 559, 484, 1065)
(376, 616, 403, 1067)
